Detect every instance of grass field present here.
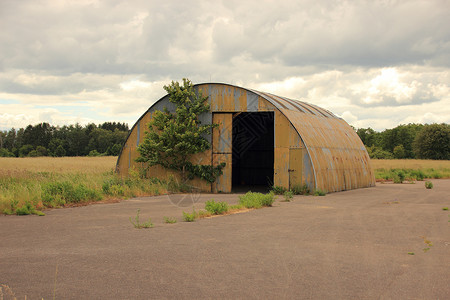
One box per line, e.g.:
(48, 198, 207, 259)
(371, 159, 450, 170)
(0, 156, 166, 215)
(371, 159, 450, 181)
(1, 157, 449, 215)
(0, 156, 118, 174)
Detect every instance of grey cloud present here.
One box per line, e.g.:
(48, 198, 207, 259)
(0, 0, 449, 131)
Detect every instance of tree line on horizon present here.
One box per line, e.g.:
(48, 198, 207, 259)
(356, 123, 449, 160)
(0, 122, 129, 158)
(0, 121, 448, 160)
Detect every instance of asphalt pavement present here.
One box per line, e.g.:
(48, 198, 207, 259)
(1, 180, 449, 299)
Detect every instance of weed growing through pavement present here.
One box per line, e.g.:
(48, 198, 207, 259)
(239, 191, 275, 208)
(197, 210, 212, 218)
(130, 209, 154, 228)
(422, 236, 433, 253)
(442, 207, 449, 211)
(313, 189, 327, 196)
(425, 181, 433, 189)
(205, 199, 229, 215)
(271, 185, 287, 195)
(407, 252, 415, 255)
(383, 199, 400, 205)
(163, 216, 177, 224)
(283, 191, 294, 202)
(229, 204, 245, 210)
(182, 209, 197, 222)
(290, 184, 310, 195)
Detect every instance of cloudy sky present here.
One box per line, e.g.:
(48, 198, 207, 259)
(1, 0, 449, 131)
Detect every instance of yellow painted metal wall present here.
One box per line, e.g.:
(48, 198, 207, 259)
(282, 110, 375, 192)
(212, 113, 232, 193)
(289, 148, 303, 187)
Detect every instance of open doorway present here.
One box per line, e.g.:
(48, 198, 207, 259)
(232, 112, 274, 192)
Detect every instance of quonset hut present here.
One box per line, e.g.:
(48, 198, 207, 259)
(116, 83, 375, 193)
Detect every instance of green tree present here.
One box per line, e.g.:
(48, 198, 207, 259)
(380, 124, 423, 158)
(356, 127, 379, 147)
(22, 123, 53, 148)
(107, 143, 122, 156)
(0, 131, 5, 148)
(48, 138, 66, 156)
(413, 123, 449, 160)
(88, 128, 114, 154)
(19, 144, 34, 157)
(35, 146, 48, 156)
(0, 148, 15, 157)
(54, 145, 66, 157)
(366, 145, 394, 159)
(393, 144, 406, 159)
(4, 128, 17, 151)
(66, 124, 89, 156)
(136, 79, 225, 183)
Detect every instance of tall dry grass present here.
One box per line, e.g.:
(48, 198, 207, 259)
(0, 156, 166, 215)
(371, 159, 450, 180)
(371, 159, 450, 170)
(0, 156, 117, 174)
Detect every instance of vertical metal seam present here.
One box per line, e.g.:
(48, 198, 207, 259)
(136, 120, 140, 146)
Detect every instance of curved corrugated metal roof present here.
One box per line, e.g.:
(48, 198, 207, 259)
(250, 90, 338, 118)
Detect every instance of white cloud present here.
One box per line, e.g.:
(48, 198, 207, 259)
(340, 111, 358, 125)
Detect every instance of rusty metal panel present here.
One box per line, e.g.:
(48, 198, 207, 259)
(212, 153, 232, 193)
(138, 112, 152, 147)
(289, 148, 303, 188)
(274, 147, 289, 188)
(302, 150, 315, 190)
(209, 85, 234, 111)
(212, 113, 232, 153)
(246, 90, 259, 111)
(258, 96, 276, 111)
(233, 87, 246, 111)
(289, 123, 303, 148)
(116, 143, 129, 176)
(212, 113, 232, 192)
(282, 109, 375, 192)
(275, 111, 289, 148)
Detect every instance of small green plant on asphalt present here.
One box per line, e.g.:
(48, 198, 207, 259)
(407, 252, 415, 255)
(197, 210, 212, 218)
(163, 216, 177, 224)
(229, 204, 245, 210)
(130, 209, 154, 228)
(239, 191, 275, 209)
(313, 189, 327, 196)
(182, 209, 197, 222)
(271, 185, 287, 195)
(442, 207, 449, 211)
(205, 199, 229, 215)
(425, 181, 433, 189)
(422, 236, 433, 253)
(283, 191, 294, 202)
(291, 184, 310, 195)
